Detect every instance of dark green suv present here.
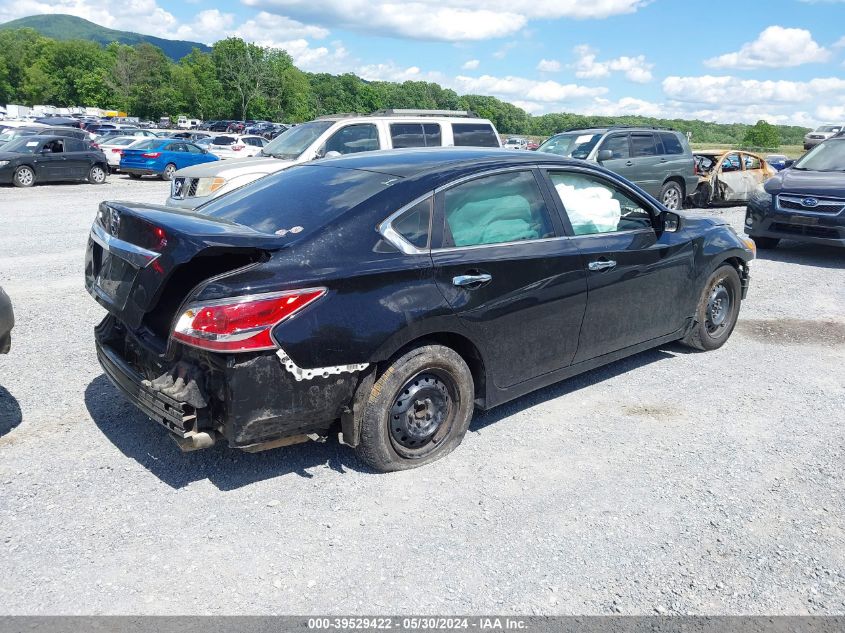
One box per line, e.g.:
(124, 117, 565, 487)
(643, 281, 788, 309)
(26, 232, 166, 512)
(537, 127, 698, 210)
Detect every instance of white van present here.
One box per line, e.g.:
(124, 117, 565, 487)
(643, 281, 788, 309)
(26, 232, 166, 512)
(166, 110, 501, 209)
(177, 116, 189, 129)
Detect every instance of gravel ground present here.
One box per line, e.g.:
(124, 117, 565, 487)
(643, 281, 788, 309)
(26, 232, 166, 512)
(0, 175, 843, 615)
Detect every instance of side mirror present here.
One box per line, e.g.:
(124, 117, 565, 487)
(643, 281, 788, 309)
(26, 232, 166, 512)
(597, 149, 613, 162)
(324, 150, 342, 159)
(662, 211, 681, 233)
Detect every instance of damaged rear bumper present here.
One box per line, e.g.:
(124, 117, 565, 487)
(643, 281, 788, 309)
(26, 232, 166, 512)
(94, 315, 366, 450)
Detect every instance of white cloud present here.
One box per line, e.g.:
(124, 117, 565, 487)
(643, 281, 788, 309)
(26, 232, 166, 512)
(461, 59, 480, 70)
(572, 45, 654, 83)
(493, 41, 518, 59)
(704, 26, 830, 69)
(451, 74, 606, 102)
(243, 0, 649, 41)
(357, 63, 444, 83)
(537, 58, 561, 72)
(662, 74, 845, 105)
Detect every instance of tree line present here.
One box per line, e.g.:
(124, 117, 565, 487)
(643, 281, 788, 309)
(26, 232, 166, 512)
(0, 28, 809, 146)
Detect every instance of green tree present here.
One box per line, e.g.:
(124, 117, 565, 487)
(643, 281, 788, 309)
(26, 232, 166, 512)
(213, 38, 272, 120)
(742, 120, 780, 149)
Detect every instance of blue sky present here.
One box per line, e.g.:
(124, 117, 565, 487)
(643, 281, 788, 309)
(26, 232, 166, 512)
(2, 0, 844, 124)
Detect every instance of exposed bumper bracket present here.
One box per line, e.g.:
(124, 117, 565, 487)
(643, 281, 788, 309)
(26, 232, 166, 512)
(276, 349, 368, 382)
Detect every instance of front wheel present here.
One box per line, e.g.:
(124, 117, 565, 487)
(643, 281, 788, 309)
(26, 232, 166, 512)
(88, 164, 107, 184)
(680, 264, 742, 351)
(161, 163, 177, 181)
(13, 166, 35, 188)
(660, 181, 684, 210)
(356, 344, 475, 472)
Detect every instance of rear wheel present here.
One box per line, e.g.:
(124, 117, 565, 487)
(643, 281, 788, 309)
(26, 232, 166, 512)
(356, 344, 475, 472)
(680, 264, 742, 351)
(13, 166, 35, 188)
(751, 236, 779, 250)
(161, 163, 177, 181)
(88, 164, 107, 184)
(660, 181, 684, 210)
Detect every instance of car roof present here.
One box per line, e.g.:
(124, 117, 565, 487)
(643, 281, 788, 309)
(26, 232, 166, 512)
(317, 147, 580, 179)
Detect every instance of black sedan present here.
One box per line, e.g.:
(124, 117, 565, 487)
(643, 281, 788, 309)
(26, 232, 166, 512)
(746, 135, 845, 248)
(85, 149, 755, 471)
(0, 135, 108, 187)
(0, 286, 12, 354)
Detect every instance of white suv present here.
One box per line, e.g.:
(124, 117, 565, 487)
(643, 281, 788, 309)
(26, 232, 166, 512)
(208, 134, 267, 159)
(167, 110, 501, 210)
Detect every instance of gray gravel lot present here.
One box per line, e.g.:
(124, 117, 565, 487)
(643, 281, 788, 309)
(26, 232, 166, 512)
(0, 175, 843, 615)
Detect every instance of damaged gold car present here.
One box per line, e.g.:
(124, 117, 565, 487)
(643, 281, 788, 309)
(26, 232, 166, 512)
(690, 150, 776, 207)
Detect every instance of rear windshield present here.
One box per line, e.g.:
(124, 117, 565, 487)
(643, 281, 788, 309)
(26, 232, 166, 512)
(194, 164, 393, 235)
(129, 139, 161, 151)
(212, 136, 237, 145)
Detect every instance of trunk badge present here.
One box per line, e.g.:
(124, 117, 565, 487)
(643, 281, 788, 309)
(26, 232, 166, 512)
(108, 208, 121, 236)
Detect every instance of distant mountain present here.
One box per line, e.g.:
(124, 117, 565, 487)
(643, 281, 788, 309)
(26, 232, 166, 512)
(0, 14, 211, 60)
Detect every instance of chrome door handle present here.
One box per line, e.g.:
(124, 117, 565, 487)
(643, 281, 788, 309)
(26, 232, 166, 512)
(588, 260, 617, 272)
(452, 273, 492, 287)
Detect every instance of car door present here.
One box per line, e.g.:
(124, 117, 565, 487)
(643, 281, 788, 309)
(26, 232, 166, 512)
(38, 138, 70, 181)
(595, 132, 632, 181)
(430, 168, 588, 389)
(166, 142, 189, 168)
(714, 153, 747, 202)
(542, 167, 694, 363)
(62, 138, 91, 179)
(183, 142, 208, 165)
(628, 132, 664, 196)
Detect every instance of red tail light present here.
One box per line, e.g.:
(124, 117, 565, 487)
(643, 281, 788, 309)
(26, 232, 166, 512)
(111, 148, 122, 153)
(141, 152, 161, 158)
(233, 145, 244, 151)
(172, 288, 326, 352)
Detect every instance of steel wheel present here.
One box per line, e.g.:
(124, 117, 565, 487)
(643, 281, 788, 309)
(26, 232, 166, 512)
(389, 371, 456, 458)
(704, 280, 734, 339)
(89, 165, 106, 184)
(14, 166, 34, 187)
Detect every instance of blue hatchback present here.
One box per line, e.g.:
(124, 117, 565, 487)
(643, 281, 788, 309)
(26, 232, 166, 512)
(120, 139, 219, 180)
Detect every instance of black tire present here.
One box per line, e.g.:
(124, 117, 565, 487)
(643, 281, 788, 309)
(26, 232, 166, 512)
(751, 236, 779, 250)
(161, 163, 177, 181)
(88, 164, 107, 184)
(660, 180, 684, 210)
(680, 264, 742, 351)
(356, 344, 475, 472)
(128, 173, 142, 180)
(13, 166, 35, 188)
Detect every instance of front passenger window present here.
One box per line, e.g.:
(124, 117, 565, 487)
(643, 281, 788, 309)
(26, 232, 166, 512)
(443, 171, 555, 247)
(324, 124, 380, 155)
(549, 172, 652, 235)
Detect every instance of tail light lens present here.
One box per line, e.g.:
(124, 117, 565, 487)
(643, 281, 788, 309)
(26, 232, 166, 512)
(112, 148, 122, 153)
(172, 288, 326, 352)
(233, 144, 244, 151)
(141, 152, 161, 158)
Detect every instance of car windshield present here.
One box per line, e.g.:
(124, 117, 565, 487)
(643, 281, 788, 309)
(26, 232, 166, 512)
(793, 139, 845, 171)
(2, 138, 42, 154)
(194, 163, 391, 234)
(538, 132, 603, 159)
(261, 121, 334, 159)
(817, 126, 842, 133)
(212, 136, 237, 146)
(107, 137, 140, 146)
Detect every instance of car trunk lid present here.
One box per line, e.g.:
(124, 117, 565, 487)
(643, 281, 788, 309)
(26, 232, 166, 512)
(85, 201, 280, 333)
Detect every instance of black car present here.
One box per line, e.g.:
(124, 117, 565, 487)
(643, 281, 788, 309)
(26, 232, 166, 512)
(746, 135, 845, 248)
(0, 286, 12, 354)
(85, 149, 754, 471)
(0, 135, 109, 187)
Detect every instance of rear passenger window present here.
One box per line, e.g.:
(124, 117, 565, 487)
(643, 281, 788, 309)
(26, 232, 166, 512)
(390, 123, 425, 148)
(659, 132, 684, 155)
(392, 197, 432, 248)
(630, 133, 659, 157)
(442, 171, 555, 247)
(549, 171, 652, 235)
(423, 124, 442, 146)
(65, 138, 86, 152)
(452, 123, 499, 148)
(744, 154, 762, 169)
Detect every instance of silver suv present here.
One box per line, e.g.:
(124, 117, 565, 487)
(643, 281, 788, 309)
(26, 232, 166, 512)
(803, 123, 844, 150)
(167, 110, 501, 210)
(537, 127, 698, 210)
